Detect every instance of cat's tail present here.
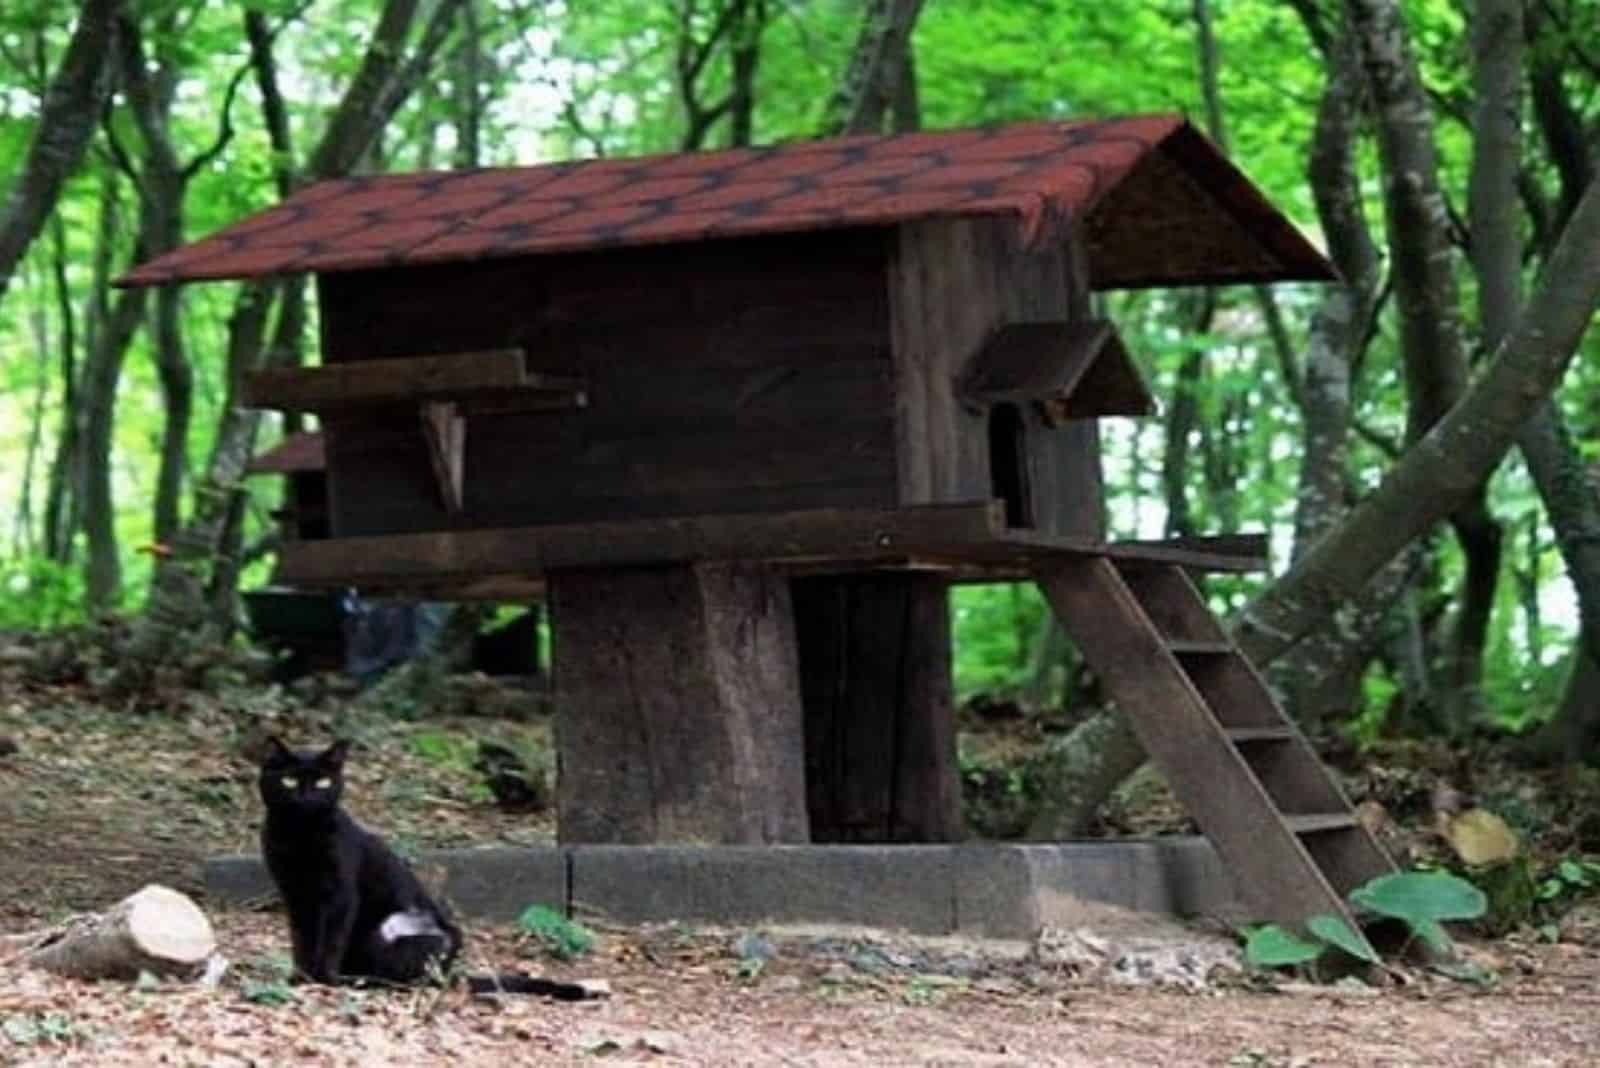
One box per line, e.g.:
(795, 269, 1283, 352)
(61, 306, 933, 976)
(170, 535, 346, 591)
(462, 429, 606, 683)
(465, 972, 598, 1000)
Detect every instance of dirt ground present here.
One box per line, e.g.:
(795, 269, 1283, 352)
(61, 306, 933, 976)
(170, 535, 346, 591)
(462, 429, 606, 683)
(2, 659, 1600, 1065)
(3, 910, 1599, 1066)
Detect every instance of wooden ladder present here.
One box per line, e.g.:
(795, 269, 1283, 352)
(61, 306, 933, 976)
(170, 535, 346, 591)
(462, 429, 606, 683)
(1035, 555, 1396, 938)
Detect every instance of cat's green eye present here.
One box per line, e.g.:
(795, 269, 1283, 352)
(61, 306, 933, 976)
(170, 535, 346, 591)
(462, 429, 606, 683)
(281, 775, 299, 788)
(314, 777, 332, 789)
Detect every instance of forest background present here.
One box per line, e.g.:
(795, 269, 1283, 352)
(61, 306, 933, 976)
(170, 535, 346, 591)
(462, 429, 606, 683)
(1, 0, 1598, 809)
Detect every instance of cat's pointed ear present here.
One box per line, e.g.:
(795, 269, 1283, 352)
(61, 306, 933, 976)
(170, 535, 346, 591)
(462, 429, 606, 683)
(321, 739, 352, 767)
(263, 736, 293, 762)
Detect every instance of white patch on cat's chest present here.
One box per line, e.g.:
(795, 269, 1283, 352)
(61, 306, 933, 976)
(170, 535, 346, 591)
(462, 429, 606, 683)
(379, 908, 443, 943)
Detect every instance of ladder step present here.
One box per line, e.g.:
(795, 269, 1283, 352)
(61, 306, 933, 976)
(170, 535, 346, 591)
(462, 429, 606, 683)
(1225, 726, 1295, 743)
(1285, 813, 1359, 835)
(1166, 639, 1235, 656)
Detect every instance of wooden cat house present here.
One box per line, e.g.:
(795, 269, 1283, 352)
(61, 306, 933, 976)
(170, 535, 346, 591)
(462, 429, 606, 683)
(121, 114, 1394, 935)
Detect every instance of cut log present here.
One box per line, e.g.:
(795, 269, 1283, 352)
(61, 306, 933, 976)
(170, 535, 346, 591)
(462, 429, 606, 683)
(25, 884, 216, 981)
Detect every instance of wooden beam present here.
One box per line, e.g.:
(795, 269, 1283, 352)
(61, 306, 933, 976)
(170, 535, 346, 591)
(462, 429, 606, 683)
(958, 319, 1156, 420)
(420, 401, 466, 513)
(277, 502, 1010, 587)
(1105, 533, 1270, 572)
(242, 347, 586, 412)
(275, 505, 1269, 590)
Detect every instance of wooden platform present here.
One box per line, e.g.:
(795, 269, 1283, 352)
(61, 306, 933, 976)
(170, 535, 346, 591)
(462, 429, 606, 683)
(276, 502, 1268, 598)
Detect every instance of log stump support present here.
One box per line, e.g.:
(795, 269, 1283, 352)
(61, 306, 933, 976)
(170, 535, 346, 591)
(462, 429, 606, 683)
(549, 562, 810, 844)
(793, 573, 963, 842)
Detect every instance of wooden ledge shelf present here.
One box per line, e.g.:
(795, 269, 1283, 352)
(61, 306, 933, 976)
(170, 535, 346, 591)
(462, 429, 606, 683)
(275, 504, 1269, 595)
(242, 347, 587, 413)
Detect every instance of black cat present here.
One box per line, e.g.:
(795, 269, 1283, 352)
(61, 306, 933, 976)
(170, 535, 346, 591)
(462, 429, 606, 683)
(258, 737, 589, 998)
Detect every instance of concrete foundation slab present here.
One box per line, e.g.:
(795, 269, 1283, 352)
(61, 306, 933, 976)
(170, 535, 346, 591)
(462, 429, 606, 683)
(203, 838, 1247, 937)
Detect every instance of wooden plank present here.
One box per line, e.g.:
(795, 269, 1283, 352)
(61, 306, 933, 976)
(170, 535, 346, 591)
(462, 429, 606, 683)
(1225, 726, 1295, 743)
(1284, 814, 1360, 834)
(1035, 556, 1369, 935)
(1115, 533, 1269, 567)
(278, 502, 1008, 587)
(244, 348, 586, 411)
(1103, 537, 1268, 573)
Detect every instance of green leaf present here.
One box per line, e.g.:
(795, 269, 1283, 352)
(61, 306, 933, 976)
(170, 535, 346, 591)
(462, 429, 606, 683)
(1349, 871, 1488, 924)
(1243, 924, 1324, 968)
(1306, 913, 1380, 964)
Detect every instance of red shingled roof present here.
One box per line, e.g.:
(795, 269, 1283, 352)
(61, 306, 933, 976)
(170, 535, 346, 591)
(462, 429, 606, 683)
(118, 114, 1332, 289)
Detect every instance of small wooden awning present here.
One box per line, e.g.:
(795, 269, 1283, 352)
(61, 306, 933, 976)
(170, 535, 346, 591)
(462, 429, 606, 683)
(958, 319, 1155, 420)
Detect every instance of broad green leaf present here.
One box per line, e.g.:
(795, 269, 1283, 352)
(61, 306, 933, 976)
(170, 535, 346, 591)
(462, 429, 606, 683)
(1306, 914, 1380, 964)
(1243, 924, 1324, 968)
(1349, 871, 1487, 924)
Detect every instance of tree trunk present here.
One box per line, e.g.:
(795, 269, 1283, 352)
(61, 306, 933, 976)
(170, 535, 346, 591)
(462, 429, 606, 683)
(1234, 173, 1600, 667)
(1025, 706, 1146, 840)
(1275, 25, 1391, 732)
(80, 287, 146, 612)
(1471, 1, 1600, 762)
(117, 12, 194, 545)
(1531, 643, 1600, 766)
(42, 212, 80, 562)
(826, 0, 926, 135)
(550, 564, 809, 844)
(24, 884, 215, 981)
(793, 574, 962, 843)
(113, 0, 462, 694)
(0, 0, 123, 305)
(1345, 0, 1502, 726)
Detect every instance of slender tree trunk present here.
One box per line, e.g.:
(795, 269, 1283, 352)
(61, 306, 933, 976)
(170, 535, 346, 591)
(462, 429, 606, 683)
(0, 0, 123, 305)
(1275, 23, 1404, 732)
(451, 0, 483, 169)
(726, 0, 765, 147)
(42, 213, 79, 562)
(826, 0, 926, 135)
(15, 259, 51, 554)
(1344, 0, 1502, 727)
(1235, 174, 1600, 666)
(81, 287, 146, 613)
(116, 12, 193, 545)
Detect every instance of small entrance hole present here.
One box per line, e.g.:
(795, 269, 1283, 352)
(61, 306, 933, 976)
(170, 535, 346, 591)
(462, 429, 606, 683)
(987, 403, 1033, 529)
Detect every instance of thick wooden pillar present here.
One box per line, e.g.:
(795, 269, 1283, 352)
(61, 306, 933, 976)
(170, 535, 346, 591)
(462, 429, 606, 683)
(549, 562, 809, 844)
(793, 573, 963, 842)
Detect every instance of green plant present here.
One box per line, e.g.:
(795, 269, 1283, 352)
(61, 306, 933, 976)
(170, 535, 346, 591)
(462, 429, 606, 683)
(1243, 869, 1486, 973)
(516, 904, 596, 961)
(1538, 857, 1600, 904)
(1350, 870, 1487, 953)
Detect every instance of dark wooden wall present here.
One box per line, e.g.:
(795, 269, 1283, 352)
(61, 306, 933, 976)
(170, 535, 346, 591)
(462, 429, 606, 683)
(888, 216, 1104, 541)
(316, 229, 897, 537)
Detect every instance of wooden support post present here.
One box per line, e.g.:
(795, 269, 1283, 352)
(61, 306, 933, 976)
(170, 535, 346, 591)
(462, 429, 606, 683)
(793, 573, 963, 842)
(549, 563, 809, 844)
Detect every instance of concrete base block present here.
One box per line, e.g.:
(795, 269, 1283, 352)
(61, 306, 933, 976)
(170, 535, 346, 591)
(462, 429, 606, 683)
(203, 846, 569, 924)
(571, 845, 958, 934)
(204, 837, 1247, 938)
